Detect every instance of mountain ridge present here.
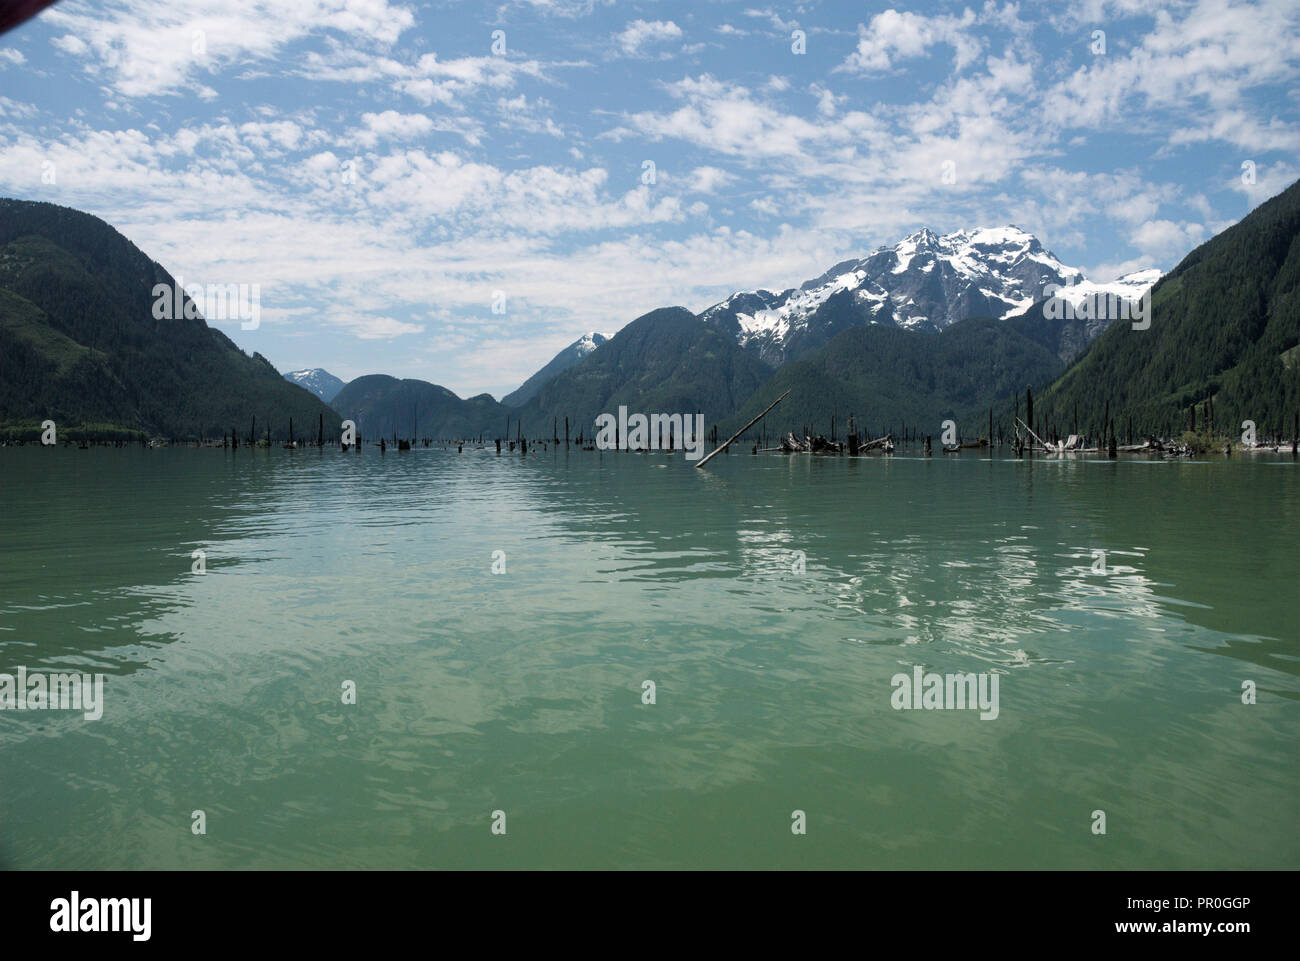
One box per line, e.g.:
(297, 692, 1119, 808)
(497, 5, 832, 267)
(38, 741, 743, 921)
(501, 331, 608, 407)
(700, 225, 1159, 367)
(330, 374, 506, 439)
(6, 189, 1291, 449)
(510, 306, 773, 438)
(284, 367, 346, 403)
(1025, 178, 1300, 439)
(0, 197, 340, 441)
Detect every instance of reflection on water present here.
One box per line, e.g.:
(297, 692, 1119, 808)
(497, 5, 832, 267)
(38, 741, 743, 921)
(0, 447, 1296, 868)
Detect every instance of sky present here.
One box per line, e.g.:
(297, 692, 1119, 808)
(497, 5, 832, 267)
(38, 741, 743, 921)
(0, 0, 1297, 399)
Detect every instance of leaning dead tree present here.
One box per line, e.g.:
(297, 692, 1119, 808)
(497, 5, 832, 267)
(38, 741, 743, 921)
(696, 390, 791, 468)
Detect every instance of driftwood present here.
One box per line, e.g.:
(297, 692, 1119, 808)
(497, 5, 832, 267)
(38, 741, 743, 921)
(781, 433, 844, 453)
(1015, 417, 1051, 451)
(697, 389, 791, 468)
(781, 431, 890, 454)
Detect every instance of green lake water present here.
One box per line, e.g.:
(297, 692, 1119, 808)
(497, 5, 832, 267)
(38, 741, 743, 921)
(1, 446, 1296, 869)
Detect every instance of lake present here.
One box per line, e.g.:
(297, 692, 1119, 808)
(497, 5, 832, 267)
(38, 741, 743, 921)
(1, 445, 1296, 869)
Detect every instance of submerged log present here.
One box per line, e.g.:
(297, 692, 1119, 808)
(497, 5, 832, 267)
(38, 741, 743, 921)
(696, 389, 791, 468)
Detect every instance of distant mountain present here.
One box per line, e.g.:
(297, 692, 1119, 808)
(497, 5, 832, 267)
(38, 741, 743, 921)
(511, 307, 772, 438)
(284, 368, 346, 403)
(330, 374, 506, 439)
(0, 198, 340, 440)
(10, 192, 1284, 450)
(702, 226, 1159, 366)
(1026, 269, 1163, 365)
(493, 228, 1163, 444)
(721, 313, 1063, 441)
(501, 332, 608, 407)
(1032, 178, 1300, 438)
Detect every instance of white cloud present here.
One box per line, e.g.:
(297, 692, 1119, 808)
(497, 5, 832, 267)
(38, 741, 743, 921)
(1042, 0, 1300, 129)
(296, 49, 560, 110)
(42, 0, 415, 97)
(354, 111, 436, 147)
(1132, 219, 1207, 260)
(840, 9, 982, 73)
(238, 120, 305, 153)
(0, 96, 37, 118)
(496, 95, 565, 138)
(743, 9, 800, 34)
(1167, 110, 1300, 153)
(332, 314, 426, 340)
(50, 34, 88, 56)
(603, 75, 869, 164)
(687, 166, 733, 193)
(616, 19, 683, 56)
(1231, 159, 1300, 208)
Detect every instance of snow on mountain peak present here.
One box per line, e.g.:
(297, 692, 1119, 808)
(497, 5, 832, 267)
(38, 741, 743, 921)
(1114, 268, 1164, 286)
(283, 367, 347, 403)
(1044, 268, 1162, 309)
(701, 226, 1159, 366)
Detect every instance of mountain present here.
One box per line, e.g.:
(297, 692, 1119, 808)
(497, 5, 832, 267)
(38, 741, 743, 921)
(0, 198, 340, 441)
(284, 368, 346, 403)
(501, 332, 608, 407)
(701, 226, 1159, 367)
(1032, 179, 1300, 439)
(330, 375, 507, 439)
(1027, 269, 1163, 365)
(721, 312, 1063, 441)
(493, 226, 1161, 443)
(511, 307, 772, 438)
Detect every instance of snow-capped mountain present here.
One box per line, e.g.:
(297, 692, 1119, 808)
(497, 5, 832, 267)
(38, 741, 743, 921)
(1039, 268, 1164, 358)
(701, 226, 1160, 366)
(502, 331, 609, 406)
(1048, 268, 1163, 308)
(283, 368, 347, 403)
(571, 332, 606, 357)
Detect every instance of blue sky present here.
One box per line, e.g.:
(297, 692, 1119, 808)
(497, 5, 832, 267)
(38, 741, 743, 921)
(1, 0, 1297, 398)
